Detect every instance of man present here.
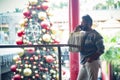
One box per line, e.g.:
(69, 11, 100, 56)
(77, 14, 104, 80)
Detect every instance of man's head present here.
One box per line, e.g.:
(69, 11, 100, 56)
(80, 14, 93, 31)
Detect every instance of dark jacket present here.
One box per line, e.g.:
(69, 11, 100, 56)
(80, 30, 104, 64)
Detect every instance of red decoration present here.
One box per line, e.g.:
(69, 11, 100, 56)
(41, 2, 49, 11)
(40, 21, 50, 30)
(23, 9, 31, 18)
(45, 55, 55, 63)
(17, 30, 25, 37)
(16, 38, 23, 45)
(11, 65, 17, 72)
(30, 57, 34, 61)
(24, 48, 35, 54)
(13, 74, 21, 80)
(35, 74, 40, 78)
(52, 39, 60, 44)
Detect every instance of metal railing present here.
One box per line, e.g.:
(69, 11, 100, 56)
(0, 44, 78, 80)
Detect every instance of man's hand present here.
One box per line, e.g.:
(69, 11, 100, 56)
(86, 58, 94, 63)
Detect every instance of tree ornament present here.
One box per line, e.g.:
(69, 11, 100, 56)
(47, 10, 53, 16)
(40, 20, 50, 30)
(32, 76, 35, 79)
(42, 74, 46, 79)
(52, 39, 60, 44)
(13, 74, 21, 80)
(11, 65, 17, 72)
(16, 38, 23, 45)
(50, 26, 57, 34)
(24, 22, 41, 42)
(31, 10, 37, 15)
(13, 55, 20, 62)
(18, 69, 22, 72)
(33, 65, 37, 69)
(23, 9, 31, 18)
(34, 56, 38, 60)
(30, 57, 34, 61)
(28, 64, 32, 68)
(25, 64, 29, 68)
(41, 2, 49, 11)
(19, 20, 26, 27)
(42, 34, 51, 42)
(45, 55, 55, 63)
(23, 68, 32, 76)
(17, 48, 24, 57)
(35, 73, 40, 78)
(44, 67, 48, 71)
(29, 0, 38, 5)
(38, 12, 47, 20)
(24, 47, 35, 54)
(34, 70, 38, 73)
(36, 49, 40, 54)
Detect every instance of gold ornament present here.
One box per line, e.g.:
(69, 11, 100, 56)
(25, 64, 29, 68)
(42, 34, 51, 42)
(19, 20, 26, 27)
(23, 68, 32, 76)
(50, 26, 58, 34)
(17, 48, 24, 57)
(29, 0, 38, 5)
(38, 12, 47, 20)
(13, 55, 20, 62)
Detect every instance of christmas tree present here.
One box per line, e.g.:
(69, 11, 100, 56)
(11, 0, 60, 80)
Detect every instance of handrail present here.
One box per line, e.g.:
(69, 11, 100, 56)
(0, 44, 80, 80)
(0, 44, 80, 48)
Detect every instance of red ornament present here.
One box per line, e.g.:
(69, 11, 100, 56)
(52, 39, 60, 44)
(35, 74, 40, 78)
(39, 67, 44, 70)
(41, 2, 49, 11)
(16, 38, 23, 45)
(24, 48, 35, 54)
(11, 65, 17, 72)
(45, 55, 55, 63)
(40, 21, 50, 30)
(23, 10, 31, 18)
(13, 74, 21, 80)
(17, 30, 25, 37)
(30, 57, 34, 61)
